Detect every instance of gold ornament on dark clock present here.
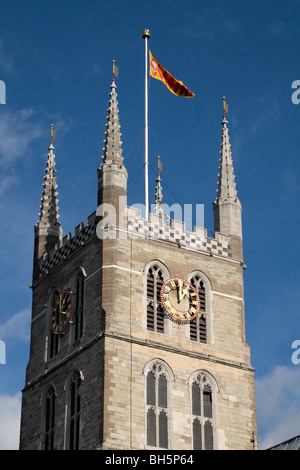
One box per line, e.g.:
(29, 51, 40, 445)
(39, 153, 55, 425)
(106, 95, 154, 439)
(51, 290, 73, 335)
(160, 277, 200, 323)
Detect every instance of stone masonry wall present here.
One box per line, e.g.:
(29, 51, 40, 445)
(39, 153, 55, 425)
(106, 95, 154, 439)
(21, 207, 256, 450)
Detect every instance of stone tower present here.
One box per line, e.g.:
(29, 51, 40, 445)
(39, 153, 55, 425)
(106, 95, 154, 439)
(19, 78, 257, 450)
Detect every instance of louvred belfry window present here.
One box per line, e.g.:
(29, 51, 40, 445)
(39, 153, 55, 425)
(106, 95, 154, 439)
(189, 275, 207, 343)
(191, 373, 215, 450)
(147, 265, 165, 333)
(146, 363, 169, 448)
(44, 386, 56, 450)
(69, 371, 82, 450)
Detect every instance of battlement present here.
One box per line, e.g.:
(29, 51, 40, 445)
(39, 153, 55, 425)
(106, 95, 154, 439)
(37, 211, 97, 279)
(127, 207, 232, 258)
(36, 206, 233, 280)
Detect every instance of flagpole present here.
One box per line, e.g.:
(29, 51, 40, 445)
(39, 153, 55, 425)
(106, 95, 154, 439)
(142, 28, 150, 220)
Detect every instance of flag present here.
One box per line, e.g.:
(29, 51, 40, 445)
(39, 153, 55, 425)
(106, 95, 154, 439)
(149, 51, 194, 98)
(51, 124, 56, 141)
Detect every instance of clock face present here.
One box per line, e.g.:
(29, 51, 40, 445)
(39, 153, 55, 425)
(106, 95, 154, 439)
(160, 277, 201, 323)
(51, 290, 73, 335)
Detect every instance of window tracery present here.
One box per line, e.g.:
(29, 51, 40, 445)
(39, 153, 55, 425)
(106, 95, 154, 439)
(188, 272, 212, 344)
(190, 371, 217, 450)
(146, 263, 167, 333)
(44, 386, 56, 450)
(145, 360, 172, 449)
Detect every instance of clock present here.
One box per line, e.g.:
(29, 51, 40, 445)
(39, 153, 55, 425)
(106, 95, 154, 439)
(51, 290, 73, 335)
(160, 277, 200, 323)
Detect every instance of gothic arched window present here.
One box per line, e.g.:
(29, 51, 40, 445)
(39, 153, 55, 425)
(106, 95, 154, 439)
(69, 370, 82, 450)
(44, 386, 56, 450)
(74, 270, 85, 341)
(191, 372, 217, 450)
(146, 264, 166, 333)
(145, 361, 172, 448)
(188, 273, 210, 343)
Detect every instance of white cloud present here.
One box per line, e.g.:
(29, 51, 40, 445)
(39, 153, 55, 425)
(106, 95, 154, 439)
(0, 107, 72, 197)
(0, 107, 44, 168)
(0, 175, 17, 195)
(256, 365, 300, 449)
(0, 107, 73, 169)
(0, 393, 21, 450)
(0, 308, 31, 343)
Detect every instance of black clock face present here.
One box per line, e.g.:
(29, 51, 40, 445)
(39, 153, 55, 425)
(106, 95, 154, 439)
(51, 290, 73, 335)
(160, 277, 201, 323)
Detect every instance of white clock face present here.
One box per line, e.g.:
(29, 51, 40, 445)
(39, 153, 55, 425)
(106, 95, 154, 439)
(160, 277, 200, 323)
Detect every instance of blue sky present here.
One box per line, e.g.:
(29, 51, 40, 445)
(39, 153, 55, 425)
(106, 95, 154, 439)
(0, 0, 300, 450)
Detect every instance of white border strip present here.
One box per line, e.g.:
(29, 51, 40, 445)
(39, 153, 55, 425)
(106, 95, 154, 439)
(213, 291, 244, 302)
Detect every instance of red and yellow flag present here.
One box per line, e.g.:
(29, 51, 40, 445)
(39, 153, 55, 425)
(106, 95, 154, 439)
(149, 50, 194, 98)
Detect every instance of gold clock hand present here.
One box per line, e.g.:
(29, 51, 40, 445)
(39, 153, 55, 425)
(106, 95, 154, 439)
(178, 279, 183, 302)
(179, 285, 189, 302)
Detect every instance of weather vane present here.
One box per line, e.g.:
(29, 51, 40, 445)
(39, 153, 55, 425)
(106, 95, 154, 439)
(223, 97, 229, 119)
(112, 60, 119, 80)
(50, 123, 56, 144)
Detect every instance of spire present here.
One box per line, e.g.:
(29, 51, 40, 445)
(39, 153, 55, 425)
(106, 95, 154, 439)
(213, 102, 243, 247)
(33, 126, 62, 277)
(154, 156, 164, 218)
(215, 117, 238, 203)
(100, 79, 123, 166)
(37, 139, 60, 228)
(97, 73, 128, 212)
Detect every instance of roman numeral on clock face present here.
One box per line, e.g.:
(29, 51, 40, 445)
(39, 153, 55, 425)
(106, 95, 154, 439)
(51, 290, 73, 335)
(160, 277, 201, 324)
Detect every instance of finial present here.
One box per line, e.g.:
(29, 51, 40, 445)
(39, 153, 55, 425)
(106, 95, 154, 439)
(142, 28, 151, 39)
(155, 156, 163, 218)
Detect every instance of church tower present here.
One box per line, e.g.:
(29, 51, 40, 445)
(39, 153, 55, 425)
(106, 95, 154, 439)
(20, 77, 257, 450)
